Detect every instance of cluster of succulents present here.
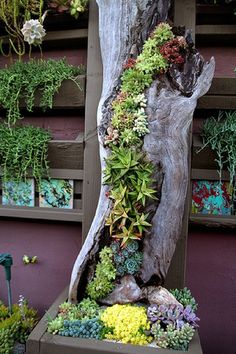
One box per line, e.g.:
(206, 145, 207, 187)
(147, 292, 199, 351)
(151, 322, 195, 350)
(147, 303, 200, 329)
(101, 304, 152, 345)
(111, 240, 143, 277)
(170, 287, 198, 311)
(47, 0, 88, 18)
(48, 287, 199, 350)
(160, 37, 186, 65)
(86, 247, 116, 301)
(58, 318, 104, 339)
(0, 299, 37, 354)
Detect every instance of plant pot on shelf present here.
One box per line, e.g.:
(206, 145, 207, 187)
(26, 288, 203, 354)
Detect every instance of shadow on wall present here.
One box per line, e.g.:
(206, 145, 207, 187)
(0, 219, 82, 316)
(186, 226, 236, 354)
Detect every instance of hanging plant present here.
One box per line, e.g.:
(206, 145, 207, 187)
(47, 0, 88, 19)
(0, 0, 45, 59)
(0, 124, 51, 187)
(199, 110, 236, 184)
(0, 58, 84, 126)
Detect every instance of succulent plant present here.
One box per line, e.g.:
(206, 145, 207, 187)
(170, 287, 198, 311)
(58, 318, 104, 339)
(183, 305, 200, 328)
(21, 19, 46, 45)
(151, 322, 195, 350)
(47, 0, 71, 12)
(70, 0, 88, 19)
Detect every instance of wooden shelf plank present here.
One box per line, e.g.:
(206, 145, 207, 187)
(190, 214, 236, 228)
(30, 75, 86, 109)
(196, 25, 236, 35)
(49, 169, 83, 180)
(196, 4, 235, 15)
(208, 77, 236, 96)
(191, 168, 229, 181)
(48, 139, 84, 170)
(44, 29, 88, 42)
(197, 95, 236, 109)
(0, 206, 83, 222)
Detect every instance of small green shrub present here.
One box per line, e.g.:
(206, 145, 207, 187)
(86, 247, 116, 301)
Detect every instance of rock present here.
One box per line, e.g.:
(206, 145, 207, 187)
(99, 275, 142, 305)
(142, 286, 182, 306)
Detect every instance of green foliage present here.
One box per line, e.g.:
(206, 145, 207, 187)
(70, 0, 88, 19)
(0, 300, 37, 354)
(86, 247, 116, 301)
(170, 287, 198, 311)
(0, 0, 44, 58)
(104, 146, 155, 245)
(0, 59, 83, 126)
(121, 69, 153, 96)
(47, 316, 64, 335)
(200, 111, 236, 184)
(151, 322, 195, 351)
(0, 124, 51, 186)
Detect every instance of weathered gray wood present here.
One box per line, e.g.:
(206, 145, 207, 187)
(69, 0, 215, 301)
(140, 58, 215, 284)
(70, 0, 171, 302)
(174, 0, 196, 40)
(48, 139, 84, 170)
(82, 0, 103, 241)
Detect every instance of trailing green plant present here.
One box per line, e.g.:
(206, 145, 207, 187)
(0, 0, 44, 59)
(0, 59, 84, 126)
(86, 247, 116, 301)
(0, 124, 51, 186)
(170, 287, 198, 311)
(199, 110, 236, 184)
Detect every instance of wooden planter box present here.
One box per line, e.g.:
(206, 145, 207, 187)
(26, 288, 203, 354)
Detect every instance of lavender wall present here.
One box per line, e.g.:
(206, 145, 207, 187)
(0, 219, 81, 315)
(186, 226, 236, 354)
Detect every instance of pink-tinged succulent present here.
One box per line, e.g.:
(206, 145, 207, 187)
(21, 19, 46, 45)
(47, 0, 71, 13)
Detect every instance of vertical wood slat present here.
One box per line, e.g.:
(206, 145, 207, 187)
(174, 0, 196, 41)
(82, 0, 103, 241)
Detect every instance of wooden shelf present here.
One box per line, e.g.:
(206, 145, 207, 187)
(0, 205, 83, 222)
(207, 77, 236, 96)
(197, 95, 236, 110)
(44, 29, 88, 43)
(196, 25, 236, 36)
(48, 137, 84, 170)
(191, 168, 230, 181)
(23, 75, 86, 110)
(190, 214, 236, 228)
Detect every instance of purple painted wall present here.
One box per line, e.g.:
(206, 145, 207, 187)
(0, 219, 81, 315)
(186, 227, 236, 354)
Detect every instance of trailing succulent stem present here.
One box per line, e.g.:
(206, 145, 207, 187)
(0, 125, 51, 187)
(199, 110, 236, 184)
(0, 59, 84, 126)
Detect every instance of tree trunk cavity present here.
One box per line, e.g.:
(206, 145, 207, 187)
(69, 0, 215, 303)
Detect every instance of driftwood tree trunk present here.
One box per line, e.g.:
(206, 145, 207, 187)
(69, 0, 215, 303)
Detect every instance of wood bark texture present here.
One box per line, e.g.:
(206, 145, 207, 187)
(69, 0, 215, 302)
